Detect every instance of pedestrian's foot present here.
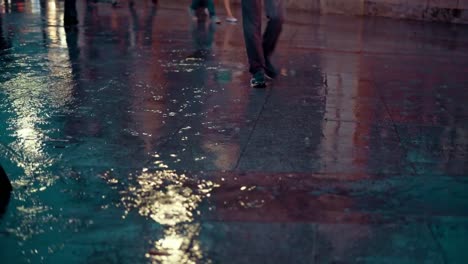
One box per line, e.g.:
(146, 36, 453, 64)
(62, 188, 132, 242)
(226, 16, 238, 23)
(211, 16, 221, 24)
(265, 59, 278, 80)
(188, 8, 197, 21)
(250, 71, 266, 88)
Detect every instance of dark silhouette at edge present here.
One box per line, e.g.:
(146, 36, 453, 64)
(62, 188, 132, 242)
(64, 0, 79, 26)
(0, 165, 12, 218)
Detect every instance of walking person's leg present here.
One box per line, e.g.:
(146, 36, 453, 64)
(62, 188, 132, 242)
(191, 0, 221, 24)
(224, 0, 237, 22)
(242, 0, 264, 74)
(242, 0, 266, 87)
(263, 0, 284, 78)
(190, 0, 201, 12)
(64, 0, 79, 26)
(206, 0, 221, 24)
(189, 0, 202, 20)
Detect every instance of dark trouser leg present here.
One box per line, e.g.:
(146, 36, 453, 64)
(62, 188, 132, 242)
(64, 0, 78, 26)
(263, 0, 284, 60)
(191, 0, 216, 17)
(190, 0, 201, 10)
(206, 0, 216, 17)
(242, 0, 264, 74)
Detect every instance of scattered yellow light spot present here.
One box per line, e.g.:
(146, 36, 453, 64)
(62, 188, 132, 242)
(120, 164, 217, 264)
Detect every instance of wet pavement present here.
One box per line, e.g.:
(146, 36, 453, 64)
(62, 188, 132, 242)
(1, 0, 468, 263)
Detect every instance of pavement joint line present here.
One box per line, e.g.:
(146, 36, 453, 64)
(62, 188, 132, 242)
(278, 45, 468, 58)
(288, 28, 299, 47)
(377, 84, 419, 177)
(234, 89, 274, 170)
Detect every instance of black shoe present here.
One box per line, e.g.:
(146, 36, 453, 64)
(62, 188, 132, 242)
(265, 59, 278, 80)
(250, 71, 266, 88)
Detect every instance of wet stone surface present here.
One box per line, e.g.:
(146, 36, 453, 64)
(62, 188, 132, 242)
(1, 0, 468, 263)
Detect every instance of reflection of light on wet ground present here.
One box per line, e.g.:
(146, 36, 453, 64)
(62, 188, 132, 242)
(0, 0, 74, 243)
(5, 76, 58, 240)
(120, 163, 218, 263)
(7, 78, 49, 175)
(148, 223, 208, 264)
(46, 0, 67, 47)
(47, 0, 56, 23)
(30, 0, 40, 14)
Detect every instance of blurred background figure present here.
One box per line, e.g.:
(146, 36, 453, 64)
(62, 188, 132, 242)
(223, 0, 237, 23)
(129, 0, 158, 7)
(189, 0, 221, 24)
(190, 18, 216, 58)
(2, 0, 10, 13)
(0, 165, 12, 218)
(0, 13, 11, 52)
(84, 0, 158, 8)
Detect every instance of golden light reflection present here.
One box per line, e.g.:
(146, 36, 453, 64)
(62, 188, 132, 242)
(2, 0, 75, 240)
(8, 86, 48, 177)
(46, 0, 68, 48)
(5, 78, 59, 240)
(47, 0, 56, 23)
(147, 224, 208, 264)
(120, 165, 218, 263)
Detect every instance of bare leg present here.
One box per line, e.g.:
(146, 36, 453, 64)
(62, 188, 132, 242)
(224, 0, 233, 17)
(224, 0, 237, 22)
